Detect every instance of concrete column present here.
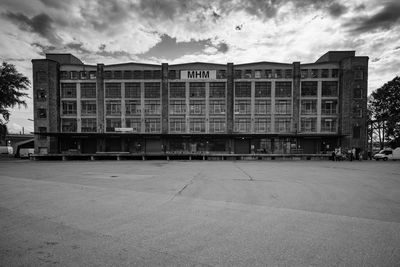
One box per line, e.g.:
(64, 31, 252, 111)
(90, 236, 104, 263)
(185, 81, 190, 133)
(317, 81, 322, 132)
(96, 64, 105, 133)
(205, 82, 210, 133)
(292, 62, 301, 133)
(121, 82, 126, 127)
(250, 81, 255, 133)
(161, 63, 169, 134)
(140, 82, 145, 132)
(77, 83, 81, 132)
(226, 63, 234, 134)
(271, 81, 276, 132)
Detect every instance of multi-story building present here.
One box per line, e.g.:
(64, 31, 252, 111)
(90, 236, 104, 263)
(32, 51, 368, 156)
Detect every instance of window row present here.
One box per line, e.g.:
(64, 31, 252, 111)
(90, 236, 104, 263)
(301, 81, 338, 97)
(235, 81, 291, 97)
(300, 69, 339, 79)
(60, 71, 96, 80)
(235, 69, 292, 79)
(299, 118, 337, 132)
(234, 100, 291, 115)
(300, 100, 338, 115)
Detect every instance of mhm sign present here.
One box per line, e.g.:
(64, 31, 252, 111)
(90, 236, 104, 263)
(181, 70, 216, 79)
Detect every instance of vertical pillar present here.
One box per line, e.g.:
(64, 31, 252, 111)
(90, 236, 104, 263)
(317, 80, 322, 132)
(205, 82, 210, 133)
(96, 64, 105, 133)
(121, 82, 126, 127)
(292, 62, 301, 133)
(226, 63, 234, 134)
(161, 63, 169, 134)
(250, 81, 255, 133)
(185, 81, 190, 133)
(271, 81, 276, 132)
(77, 82, 81, 132)
(140, 81, 145, 132)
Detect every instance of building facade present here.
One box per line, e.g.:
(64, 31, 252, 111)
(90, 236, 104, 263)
(32, 51, 368, 156)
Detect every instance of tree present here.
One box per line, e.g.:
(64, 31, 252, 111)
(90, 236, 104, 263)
(369, 76, 400, 148)
(0, 62, 30, 125)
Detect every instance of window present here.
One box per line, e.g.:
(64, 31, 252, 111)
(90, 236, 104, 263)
(235, 70, 242, 79)
(301, 117, 317, 132)
(38, 108, 47, 118)
(265, 69, 273, 78)
(104, 71, 112, 79)
(210, 100, 226, 114)
(70, 71, 79, 80)
(168, 70, 178, 80)
(301, 81, 317, 96)
(190, 118, 205, 133)
(81, 118, 97, 132)
(353, 126, 361, 139)
(321, 118, 337, 132)
(36, 89, 46, 101)
(209, 118, 226, 133)
(210, 82, 225, 98)
(105, 83, 121, 98)
(144, 82, 160, 98)
(170, 82, 186, 98)
(234, 118, 250, 132)
(145, 118, 160, 133)
(189, 82, 205, 98)
(321, 100, 337, 115)
(153, 70, 161, 79)
(189, 100, 205, 115)
(113, 71, 122, 79)
(275, 82, 292, 97)
(60, 71, 69, 80)
(89, 71, 96, 79)
(125, 83, 141, 98)
(255, 99, 271, 114)
(126, 118, 141, 132)
(106, 118, 121, 132)
(275, 69, 282, 78)
(61, 118, 77, 132)
(235, 100, 251, 114)
(321, 69, 329, 78)
(301, 69, 308, 78)
(322, 81, 338, 96)
(353, 107, 362, 118)
(255, 82, 271, 97)
(353, 86, 362, 98)
(254, 70, 262, 79)
(275, 118, 291, 132)
(62, 101, 77, 115)
(285, 69, 293, 78)
(235, 82, 251, 97)
(170, 118, 186, 133)
(255, 118, 271, 133)
(126, 100, 141, 115)
(332, 69, 339, 78)
(133, 70, 143, 79)
(170, 100, 186, 114)
(143, 70, 152, 79)
(81, 83, 96, 98)
(38, 127, 46, 140)
(123, 71, 133, 79)
(80, 71, 88, 79)
(217, 70, 226, 79)
(275, 100, 291, 115)
(301, 100, 317, 115)
(144, 100, 161, 114)
(244, 69, 252, 78)
(81, 100, 96, 116)
(311, 69, 319, 78)
(106, 100, 121, 115)
(61, 83, 76, 98)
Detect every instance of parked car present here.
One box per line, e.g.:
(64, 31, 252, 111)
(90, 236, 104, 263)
(373, 148, 400, 161)
(19, 148, 34, 159)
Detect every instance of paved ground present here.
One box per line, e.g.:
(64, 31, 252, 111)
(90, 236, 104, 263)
(0, 159, 399, 266)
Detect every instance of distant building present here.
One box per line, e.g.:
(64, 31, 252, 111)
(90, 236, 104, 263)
(31, 51, 368, 155)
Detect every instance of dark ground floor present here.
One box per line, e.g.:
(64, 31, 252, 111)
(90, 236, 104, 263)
(42, 134, 347, 155)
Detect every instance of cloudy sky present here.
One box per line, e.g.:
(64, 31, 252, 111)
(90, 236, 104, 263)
(1, 0, 400, 133)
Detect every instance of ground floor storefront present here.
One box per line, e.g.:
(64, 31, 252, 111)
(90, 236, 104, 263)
(51, 134, 342, 155)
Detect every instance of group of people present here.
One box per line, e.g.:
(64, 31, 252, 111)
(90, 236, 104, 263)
(331, 147, 362, 161)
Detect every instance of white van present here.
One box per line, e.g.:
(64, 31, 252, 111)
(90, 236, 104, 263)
(373, 148, 400, 161)
(19, 148, 34, 159)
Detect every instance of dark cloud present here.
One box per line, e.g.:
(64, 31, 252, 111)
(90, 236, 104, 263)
(372, 57, 381, 63)
(31, 42, 57, 55)
(139, 34, 212, 60)
(327, 3, 347, 17)
(217, 42, 229, 53)
(39, 0, 69, 9)
(345, 1, 400, 33)
(3, 11, 61, 44)
(96, 50, 133, 59)
(65, 43, 91, 54)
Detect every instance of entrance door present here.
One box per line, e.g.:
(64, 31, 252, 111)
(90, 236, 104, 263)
(235, 139, 250, 154)
(146, 139, 162, 153)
